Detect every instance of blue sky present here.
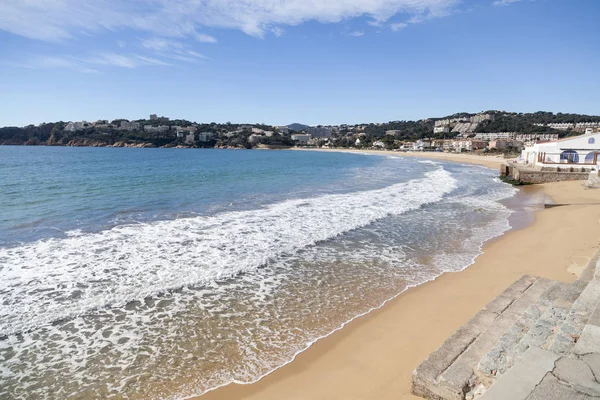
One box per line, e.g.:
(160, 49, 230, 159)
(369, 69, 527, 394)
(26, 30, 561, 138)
(0, 0, 599, 127)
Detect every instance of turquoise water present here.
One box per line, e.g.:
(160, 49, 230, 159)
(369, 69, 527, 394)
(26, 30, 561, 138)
(1, 147, 405, 246)
(0, 147, 516, 399)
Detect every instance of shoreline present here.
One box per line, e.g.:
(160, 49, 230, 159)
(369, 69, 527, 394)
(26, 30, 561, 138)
(196, 150, 600, 400)
(290, 147, 511, 170)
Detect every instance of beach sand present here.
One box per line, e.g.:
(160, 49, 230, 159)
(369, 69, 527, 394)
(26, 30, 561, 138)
(198, 150, 600, 400)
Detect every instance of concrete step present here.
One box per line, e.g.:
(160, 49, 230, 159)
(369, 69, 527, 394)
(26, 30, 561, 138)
(480, 350, 600, 400)
(549, 262, 600, 355)
(572, 294, 600, 355)
(476, 281, 571, 379)
(479, 347, 560, 400)
(411, 275, 552, 400)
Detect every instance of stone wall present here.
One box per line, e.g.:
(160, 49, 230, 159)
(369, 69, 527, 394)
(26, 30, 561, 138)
(500, 163, 590, 184)
(515, 170, 589, 184)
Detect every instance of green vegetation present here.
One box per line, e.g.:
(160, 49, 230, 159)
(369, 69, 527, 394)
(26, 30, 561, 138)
(363, 120, 435, 140)
(499, 176, 531, 186)
(474, 111, 600, 137)
(1, 111, 598, 149)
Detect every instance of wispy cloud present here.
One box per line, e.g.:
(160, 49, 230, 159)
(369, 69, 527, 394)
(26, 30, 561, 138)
(270, 27, 284, 37)
(84, 53, 139, 68)
(195, 33, 218, 43)
(14, 52, 178, 73)
(0, 0, 462, 42)
(186, 50, 207, 60)
(493, 0, 526, 6)
(390, 22, 408, 31)
(14, 56, 101, 74)
(387, 1, 458, 32)
(140, 38, 185, 51)
(134, 55, 174, 66)
(139, 37, 207, 64)
(1, 0, 465, 72)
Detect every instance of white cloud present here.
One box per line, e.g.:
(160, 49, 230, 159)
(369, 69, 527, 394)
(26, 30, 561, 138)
(195, 33, 218, 43)
(493, 0, 525, 5)
(83, 53, 139, 68)
(367, 20, 384, 27)
(15, 52, 180, 73)
(0, 0, 462, 42)
(139, 37, 207, 64)
(271, 27, 285, 37)
(140, 38, 185, 51)
(134, 55, 174, 66)
(349, 31, 365, 37)
(15, 56, 101, 74)
(187, 50, 207, 60)
(390, 22, 408, 31)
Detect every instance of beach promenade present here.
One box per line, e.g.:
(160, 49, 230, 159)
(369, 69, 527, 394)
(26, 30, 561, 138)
(199, 150, 600, 400)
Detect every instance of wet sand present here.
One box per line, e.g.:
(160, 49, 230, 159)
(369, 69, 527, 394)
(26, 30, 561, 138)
(197, 151, 600, 400)
(292, 148, 511, 169)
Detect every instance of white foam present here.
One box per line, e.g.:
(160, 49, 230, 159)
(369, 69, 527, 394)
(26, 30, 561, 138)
(0, 168, 457, 336)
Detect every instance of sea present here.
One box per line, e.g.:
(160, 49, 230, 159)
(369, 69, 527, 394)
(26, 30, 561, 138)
(0, 147, 518, 399)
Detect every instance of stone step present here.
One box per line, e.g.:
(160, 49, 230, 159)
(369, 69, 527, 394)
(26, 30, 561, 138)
(572, 294, 600, 355)
(549, 262, 600, 355)
(411, 275, 552, 400)
(480, 350, 600, 400)
(479, 347, 560, 400)
(476, 281, 570, 379)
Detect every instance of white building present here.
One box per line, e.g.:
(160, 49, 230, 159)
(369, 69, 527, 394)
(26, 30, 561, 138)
(433, 126, 450, 134)
(386, 130, 403, 137)
(515, 133, 559, 143)
(474, 132, 516, 141)
(64, 121, 90, 132)
(585, 127, 600, 135)
(411, 140, 431, 151)
(145, 125, 171, 134)
(291, 134, 311, 144)
(533, 123, 574, 130)
(198, 132, 214, 142)
(451, 139, 473, 152)
(185, 133, 195, 144)
(120, 121, 140, 131)
(489, 139, 524, 151)
(520, 132, 600, 169)
(173, 126, 197, 136)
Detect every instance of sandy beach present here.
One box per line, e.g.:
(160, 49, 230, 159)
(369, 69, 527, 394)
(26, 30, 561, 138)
(198, 150, 600, 400)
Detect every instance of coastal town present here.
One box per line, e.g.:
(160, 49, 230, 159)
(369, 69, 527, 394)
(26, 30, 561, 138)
(4, 111, 600, 185)
(2, 111, 600, 152)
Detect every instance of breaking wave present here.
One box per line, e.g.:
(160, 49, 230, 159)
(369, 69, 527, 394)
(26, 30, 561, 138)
(0, 168, 457, 336)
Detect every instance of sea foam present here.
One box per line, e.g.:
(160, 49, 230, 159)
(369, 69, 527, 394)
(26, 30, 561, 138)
(0, 167, 457, 336)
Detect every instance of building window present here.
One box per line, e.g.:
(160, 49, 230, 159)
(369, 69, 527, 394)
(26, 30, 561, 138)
(560, 150, 579, 164)
(585, 152, 600, 164)
(589, 138, 595, 144)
